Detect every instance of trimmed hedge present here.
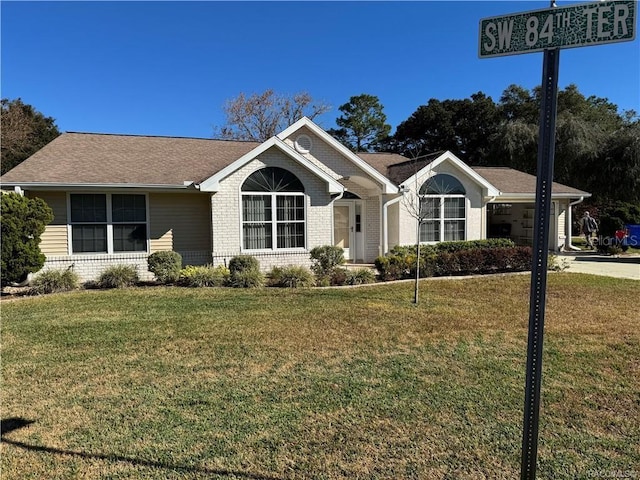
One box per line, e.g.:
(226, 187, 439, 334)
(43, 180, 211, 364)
(375, 241, 532, 281)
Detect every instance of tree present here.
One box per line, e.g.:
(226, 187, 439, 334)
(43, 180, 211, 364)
(1, 98, 60, 174)
(214, 89, 331, 142)
(1, 193, 54, 286)
(327, 94, 391, 152)
(594, 118, 640, 203)
(392, 93, 499, 165)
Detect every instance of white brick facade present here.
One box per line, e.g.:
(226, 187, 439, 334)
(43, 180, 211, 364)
(15, 120, 584, 285)
(210, 146, 334, 270)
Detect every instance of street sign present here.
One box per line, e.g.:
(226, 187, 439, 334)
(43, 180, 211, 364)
(479, 2, 637, 478)
(479, 0, 636, 57)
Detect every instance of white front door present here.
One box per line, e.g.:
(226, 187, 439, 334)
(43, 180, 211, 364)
(334, 202, 354, 260)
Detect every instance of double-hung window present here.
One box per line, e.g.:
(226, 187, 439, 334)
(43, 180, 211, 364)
(70, 193, 147, 254)
(241, 167, 305, 250)
(419, 174, 466, 243)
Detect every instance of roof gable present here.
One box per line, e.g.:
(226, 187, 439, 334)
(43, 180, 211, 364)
(198, 136, 343, 194)
(277, 117, 398, 194)
(399, 151, 501, 197)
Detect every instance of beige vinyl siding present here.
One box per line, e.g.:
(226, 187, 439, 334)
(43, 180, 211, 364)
(28, 191, 68, 256)
(149, 193, 212, 253)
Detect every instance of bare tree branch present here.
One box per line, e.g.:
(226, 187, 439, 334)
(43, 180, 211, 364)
(213, 90, 331, 142)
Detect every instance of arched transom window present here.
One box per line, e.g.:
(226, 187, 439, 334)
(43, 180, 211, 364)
(241, 167, 305, 250)
(419, 173, 466, 242)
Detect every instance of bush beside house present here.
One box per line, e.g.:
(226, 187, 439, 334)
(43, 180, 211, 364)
(375, 240, 532, 280)
(0, 193, 53, 286)
(30, 268, 79, 295)
(147, 251, 182, 284)
(228, 255, 265, 288)
(97, 265, 140, 289)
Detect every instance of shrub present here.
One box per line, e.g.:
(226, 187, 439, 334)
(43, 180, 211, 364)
(30, 268, 79, 295)
(310, 246, 345, 277)
(97, 264, 139, 289)
(434, 238, 515, 253)
(228, 270, 264, 288)
(345, 268, 376, 285)
(330, 267, 348, 286)
(147, 251, 182, 284)
(228, 255, 260, 275)
(375, 245, 437, 280)
(607, 245, 624, 256)
(267, 265, 315, 288)
(374, 255, 409, 281)
(180, 265, 229, 287)
(1, 193, 53, 286)
(228, 255, 263, 288)
(376, 244, 533, 281)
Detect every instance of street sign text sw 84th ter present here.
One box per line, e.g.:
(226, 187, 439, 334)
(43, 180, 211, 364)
(479, 0, 636, 58)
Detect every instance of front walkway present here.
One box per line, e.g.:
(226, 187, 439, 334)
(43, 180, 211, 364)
(557, 252, 640, 280)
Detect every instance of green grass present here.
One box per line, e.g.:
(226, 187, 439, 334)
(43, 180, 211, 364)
(2, 274, 639, 479)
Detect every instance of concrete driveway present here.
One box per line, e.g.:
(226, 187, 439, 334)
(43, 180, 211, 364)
(558, 252, 640, 280)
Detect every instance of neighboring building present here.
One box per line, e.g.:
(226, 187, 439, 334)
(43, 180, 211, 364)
(1, 117, 590, 281)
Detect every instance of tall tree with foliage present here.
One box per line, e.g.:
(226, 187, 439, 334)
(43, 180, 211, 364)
(392, 92, 499, 165)
(1, 98, 61, 174)
(213, 89, 331, 142)
(391, 84, 637, 203)
(327, 94, 391, 152)
(489, 83, 636, 202)
(1, 193, 54, 286)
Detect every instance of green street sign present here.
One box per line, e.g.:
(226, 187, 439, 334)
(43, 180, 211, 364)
(479, 0, 636, 58)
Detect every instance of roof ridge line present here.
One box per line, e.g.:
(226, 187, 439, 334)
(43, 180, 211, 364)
(63, 132, 259, 143)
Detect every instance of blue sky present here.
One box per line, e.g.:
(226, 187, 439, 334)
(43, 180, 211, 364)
(2, 1, 639, 139)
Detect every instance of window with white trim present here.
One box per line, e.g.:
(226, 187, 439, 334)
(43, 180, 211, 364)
(419, 174, 466, 242)
(70, 193, 147, 254)
(241, 167, 305, 250)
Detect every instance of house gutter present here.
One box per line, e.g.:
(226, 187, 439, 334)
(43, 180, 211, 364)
(382, 190, 406, 256)
(565, 196, 585, 251)
(1, 182, 201, 192)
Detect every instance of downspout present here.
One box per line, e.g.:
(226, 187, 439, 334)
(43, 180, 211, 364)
(332, 189, 345, 254)
(565, 196, 584, 251)
(382, 188, 406, 256)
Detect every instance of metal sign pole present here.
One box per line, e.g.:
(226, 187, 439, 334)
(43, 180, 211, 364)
(520, 45, 560, 480)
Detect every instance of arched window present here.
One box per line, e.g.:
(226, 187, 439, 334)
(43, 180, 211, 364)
(419, 173, 466, 195)
(241, 167, 305, 250)
(419, 174, 466, 243)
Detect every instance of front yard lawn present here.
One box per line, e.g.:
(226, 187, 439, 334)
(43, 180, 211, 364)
(1, 273, 638, 479)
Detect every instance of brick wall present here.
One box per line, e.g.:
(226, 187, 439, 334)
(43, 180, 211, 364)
(211, 146, 334, 263)
(43, 250, 212, 282)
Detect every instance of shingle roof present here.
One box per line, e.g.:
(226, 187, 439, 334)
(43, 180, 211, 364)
(357, 151, 445, 185)
(471, 167, 590, 196)
(359, 153, 589, 196)
(0, 133, 260, 186)
(1, 133, 589, 198)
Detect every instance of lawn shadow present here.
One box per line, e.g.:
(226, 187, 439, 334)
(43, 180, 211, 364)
(573, 255, 640, 264)
(1, 417, 281, 480)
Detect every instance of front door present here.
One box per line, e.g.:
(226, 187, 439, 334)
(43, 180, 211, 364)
(334, 202, 354, 260)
